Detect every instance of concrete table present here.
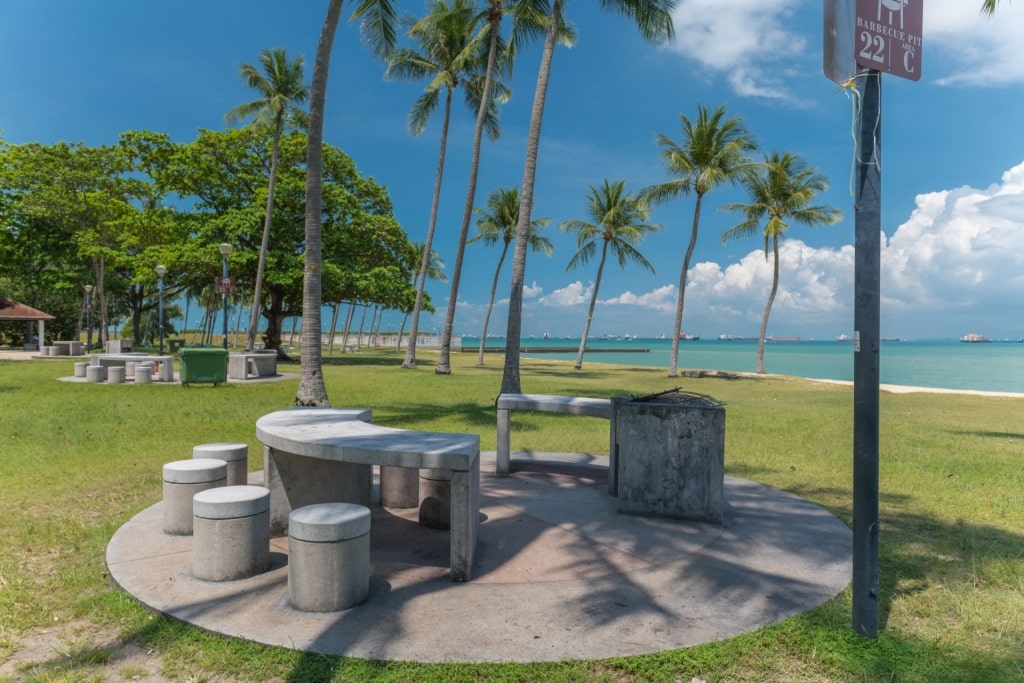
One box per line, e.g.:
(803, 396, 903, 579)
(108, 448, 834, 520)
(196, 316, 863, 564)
(256, 407, 481, 582)
(90, 353, 174, 382)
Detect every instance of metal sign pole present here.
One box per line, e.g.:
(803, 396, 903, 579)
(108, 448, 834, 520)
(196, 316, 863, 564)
(852, 66, 881, 638)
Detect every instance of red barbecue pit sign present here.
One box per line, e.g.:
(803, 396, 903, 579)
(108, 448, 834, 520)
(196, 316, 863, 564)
(855, 0, 922, 80)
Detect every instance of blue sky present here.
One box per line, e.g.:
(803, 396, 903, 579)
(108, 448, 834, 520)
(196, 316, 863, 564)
(3, 0, 1024, 341)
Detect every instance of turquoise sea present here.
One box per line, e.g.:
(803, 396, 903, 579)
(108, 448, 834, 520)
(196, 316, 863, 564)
(460, 337, 1024, 394)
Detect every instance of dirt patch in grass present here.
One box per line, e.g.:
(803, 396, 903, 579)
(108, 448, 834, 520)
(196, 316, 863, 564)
(0, 619, 252, 682)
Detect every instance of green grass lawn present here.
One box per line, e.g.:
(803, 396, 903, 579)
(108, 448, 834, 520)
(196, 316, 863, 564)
(1, 350, 1022, 682)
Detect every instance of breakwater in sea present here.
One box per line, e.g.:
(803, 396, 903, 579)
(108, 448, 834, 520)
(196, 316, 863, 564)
(459, 337, 1024, 394)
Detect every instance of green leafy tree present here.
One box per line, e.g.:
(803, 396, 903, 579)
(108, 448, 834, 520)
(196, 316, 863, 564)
(153, 128, 408, 353)
(225, 47, 309, 354)
(386, 0, 503, 369)
(500, 0, 675, 394)
(641, 103, 758, 377)
(560, 179, 659, 370)
(468, 186, 551, 365)
(721, 151, 842, 373)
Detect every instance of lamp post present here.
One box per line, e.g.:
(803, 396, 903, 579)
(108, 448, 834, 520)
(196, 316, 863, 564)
(218, 243, 233, 349)
(155, 265, 167, 355)
(84, 284, 94, 350)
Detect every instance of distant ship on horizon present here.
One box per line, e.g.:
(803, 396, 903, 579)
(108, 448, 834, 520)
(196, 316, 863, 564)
(678, 332, 700, 341)
(960, 332, 992, 343)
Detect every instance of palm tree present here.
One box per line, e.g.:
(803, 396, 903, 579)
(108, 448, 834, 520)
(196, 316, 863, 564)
(561, 180, 659, 370)
(225, 48, 309, 354)
(721, 152, 842, 374)
(295, 0, 398, 406)
(396, 241, 448, 350)
(982, 0, 1000, 14)
(500, 0, 675, 394)
(435, 0, 555, 374)
(387, 0, 502, 370)
(469, 186, 552, 365)
(641, 103, 758, 378)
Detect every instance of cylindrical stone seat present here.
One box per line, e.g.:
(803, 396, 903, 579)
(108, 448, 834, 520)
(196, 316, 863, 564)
(85, 365, 106, 383)
(73, 362, 89, 378)
(107, 366, 125, 384)
(418, 468, 453, 530)
(192, 485, 270, 581)
(288, 503, 370, 612)
(134, 365, 152, 384)
(194, 443, 249, 486)
(162, 458, 227, 535)
(380, 466, 419, 508)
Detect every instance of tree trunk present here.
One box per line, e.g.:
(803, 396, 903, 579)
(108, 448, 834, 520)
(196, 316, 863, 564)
(501, 0, 561, 395)
(295, 0, 341, 405)
(477, 242, 509, 365)
(403, 89, 455, 369)
(436, 8, 502, 375)
(756, 235, 781, 375)
(574, 243, 607, 371)
(668, 192, 704, 377)
(247, 123, 284, 353)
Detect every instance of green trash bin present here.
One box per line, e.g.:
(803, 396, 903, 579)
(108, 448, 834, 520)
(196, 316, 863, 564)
(167, 338, 186, 353)
(178, 347, 228, 386)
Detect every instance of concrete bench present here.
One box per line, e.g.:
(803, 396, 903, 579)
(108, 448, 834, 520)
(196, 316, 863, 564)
(90, 353, 174, 382)
(52, 340, 84, 356)
(256, 407, 480, 582)
(496, 393, 615, 482)
(227, 352, 278, 380)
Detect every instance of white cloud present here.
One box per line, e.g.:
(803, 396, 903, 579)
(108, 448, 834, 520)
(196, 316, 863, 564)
(488, 162, 1024, 338)
(666, 0, 1024, 98)
(539, 281, 591, 307)
(668, 0, 807, 99)
(602, 285, 677, 311)
(883, 161, 1024, 317)
(497, 280, 545, 306)
(925, 0, 1024, 86)
(658, 160, 1024, 336)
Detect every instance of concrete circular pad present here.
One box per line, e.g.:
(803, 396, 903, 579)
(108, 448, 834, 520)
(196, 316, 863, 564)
(106, 452, 851, 663)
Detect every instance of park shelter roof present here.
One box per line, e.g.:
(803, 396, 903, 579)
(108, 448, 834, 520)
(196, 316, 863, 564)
(0, 297, 55, 321)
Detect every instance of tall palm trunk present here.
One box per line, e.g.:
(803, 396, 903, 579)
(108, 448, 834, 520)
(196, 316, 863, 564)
(501, 0, 561, 394)
(574, 241, 608, 371)
(403, 88, 455, 369)
(669, 192, 704, 377)
(246, 126, 283, 352)
(476, 241, 510, 365)
(756, 234, 781, 374)
(295, 0, 343, 407)
(436, 8, 501, 374)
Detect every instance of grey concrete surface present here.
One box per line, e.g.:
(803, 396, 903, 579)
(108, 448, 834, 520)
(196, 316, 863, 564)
(106, 451, 852, 664)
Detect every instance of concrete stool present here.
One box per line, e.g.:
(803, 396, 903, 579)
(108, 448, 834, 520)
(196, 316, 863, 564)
(380, 466, 419, 508)
(418, 468, 453, 530)
(162, 458, 227, 535)
(194, 443, 249, 486)
(192, 485, 270, 581)
(124, 361, 136, 379)
(85, 365, 106, 383)
(73, 362, 89, 378)
(288, 503, 371, 612)
(134, 365, 152, 384)
(107, 366, 125, 384)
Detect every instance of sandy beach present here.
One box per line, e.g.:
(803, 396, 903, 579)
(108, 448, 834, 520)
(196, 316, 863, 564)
(808, 377, 1024, 399)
